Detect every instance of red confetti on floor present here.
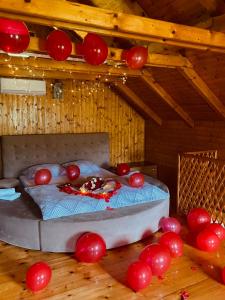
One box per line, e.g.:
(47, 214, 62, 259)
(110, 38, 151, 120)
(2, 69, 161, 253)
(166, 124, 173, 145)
(180, 290, 189, 299)
(191, 265, 198, 271)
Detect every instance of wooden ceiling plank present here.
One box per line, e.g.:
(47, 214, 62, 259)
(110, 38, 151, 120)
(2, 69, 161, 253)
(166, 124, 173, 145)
(142, 71, 194, 127)
(115, 82, 162, 125)
(180, 65, 225, 119)
(88, 0, 146, 16)
(1, 0, 225, 52)
(27, 36, 191, 69)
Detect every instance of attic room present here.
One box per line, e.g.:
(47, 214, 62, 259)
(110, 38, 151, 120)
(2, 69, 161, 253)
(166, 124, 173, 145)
(0, 0, 225, 299)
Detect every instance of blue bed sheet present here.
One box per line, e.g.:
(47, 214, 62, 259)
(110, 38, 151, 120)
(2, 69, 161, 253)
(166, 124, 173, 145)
(25, 178, 169, 220)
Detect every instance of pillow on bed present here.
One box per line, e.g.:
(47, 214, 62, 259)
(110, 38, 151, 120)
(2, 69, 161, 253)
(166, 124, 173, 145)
(21, 163, 64, 179)
(62, 160, 100, 175)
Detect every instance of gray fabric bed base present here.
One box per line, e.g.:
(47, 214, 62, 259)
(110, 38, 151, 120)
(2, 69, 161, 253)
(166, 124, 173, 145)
(0, 187, 169, 252)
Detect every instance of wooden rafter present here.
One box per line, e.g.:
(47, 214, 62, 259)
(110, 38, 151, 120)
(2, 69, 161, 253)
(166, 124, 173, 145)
(180, 65, 225, 119)
(2, 0, 225, 52)
(142, 71, 194, 127)
(27, 36, 191, 69)
(115, 83, 162, 125)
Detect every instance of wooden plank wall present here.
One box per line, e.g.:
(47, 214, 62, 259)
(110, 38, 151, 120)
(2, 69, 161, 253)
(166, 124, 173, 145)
(145, 120, 225, 208)
(0, 79, 145, 166)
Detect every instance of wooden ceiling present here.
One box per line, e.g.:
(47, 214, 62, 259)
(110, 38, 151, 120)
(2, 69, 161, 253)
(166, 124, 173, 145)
(1, 0, 225, 125)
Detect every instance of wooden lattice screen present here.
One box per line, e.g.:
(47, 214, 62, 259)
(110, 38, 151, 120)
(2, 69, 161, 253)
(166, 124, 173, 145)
(177, 150, 225, 225)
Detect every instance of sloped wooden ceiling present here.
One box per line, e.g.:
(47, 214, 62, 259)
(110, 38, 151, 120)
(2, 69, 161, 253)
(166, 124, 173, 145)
(1, 0, 225, 126)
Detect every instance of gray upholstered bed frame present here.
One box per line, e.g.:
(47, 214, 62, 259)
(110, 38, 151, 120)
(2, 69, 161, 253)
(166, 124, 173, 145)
(0, 133, 169, 252)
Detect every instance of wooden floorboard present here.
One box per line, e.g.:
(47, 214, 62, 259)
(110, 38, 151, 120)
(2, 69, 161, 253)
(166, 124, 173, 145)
(0, 231, 225, 300)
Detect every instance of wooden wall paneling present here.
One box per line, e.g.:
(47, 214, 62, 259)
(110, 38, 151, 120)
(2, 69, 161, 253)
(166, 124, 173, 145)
(0, 80, 145, 165)
(145, 120, 225, 206)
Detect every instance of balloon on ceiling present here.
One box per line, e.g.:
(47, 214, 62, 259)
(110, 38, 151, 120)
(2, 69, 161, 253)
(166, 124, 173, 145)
(0, 18, 30, 53)
(122, 46, 148, 69)
(82, 33, 108, 65)
(46, 30, 72, 61)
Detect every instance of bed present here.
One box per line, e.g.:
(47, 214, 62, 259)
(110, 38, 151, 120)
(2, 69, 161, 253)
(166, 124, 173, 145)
(0, 133, 169, 252)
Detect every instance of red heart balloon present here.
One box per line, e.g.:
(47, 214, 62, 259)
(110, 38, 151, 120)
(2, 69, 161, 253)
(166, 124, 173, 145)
(34, 169, 52, 185)
(0, 18, 30, 53)
(75, 232, 106, 263)
(126, 261, 152, 292)
(26, 262, 52, 292)
(46, 30, 72, 61)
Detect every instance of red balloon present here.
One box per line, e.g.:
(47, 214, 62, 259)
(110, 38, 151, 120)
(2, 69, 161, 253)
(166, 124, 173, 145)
(222, 266, 225, 284)
(139, 244, 171, 276)
(206, 223, 225, 241)
(128, 172, 144, 188)
(76, 43, 84, 56)
(159, 217, 181, 234)
(159, 232, 183, 258)
(83, 33, 108, 65)
(126, 46, 148, 69)
(46, 30, 72, 61)
(26, 262, 52, 292)
(0, 18, 30, 53)
(116, 163, 130, 176)
(75, 232, 106, 263)
(121, 49, 128, 61)
(66, 164, 80, 181)
(187, 208, 210, 233)
(34, 169, 52, 185)
(196, 229, 220, 252)
(126, 261, 152, 292)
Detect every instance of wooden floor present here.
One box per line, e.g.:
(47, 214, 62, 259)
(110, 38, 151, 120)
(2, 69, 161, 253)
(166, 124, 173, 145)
(1, 231, 225, 300)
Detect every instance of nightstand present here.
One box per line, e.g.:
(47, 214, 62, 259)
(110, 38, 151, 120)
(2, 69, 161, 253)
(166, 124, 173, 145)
(129, 162, 158, 178)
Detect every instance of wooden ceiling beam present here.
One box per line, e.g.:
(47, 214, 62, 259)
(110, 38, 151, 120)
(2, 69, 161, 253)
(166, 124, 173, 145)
(2, 0, 225, 52)
(180, 65, 225, 119)
(0, 66, 97, 81)
(0, 54, 141, 77)
(115, 83, 162, 125)
(27, 36, 191, 69)
(142, 71, 194, 127)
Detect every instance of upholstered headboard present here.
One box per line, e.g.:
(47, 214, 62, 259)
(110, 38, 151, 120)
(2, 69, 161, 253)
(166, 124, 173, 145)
(1, 133, 109, 178)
